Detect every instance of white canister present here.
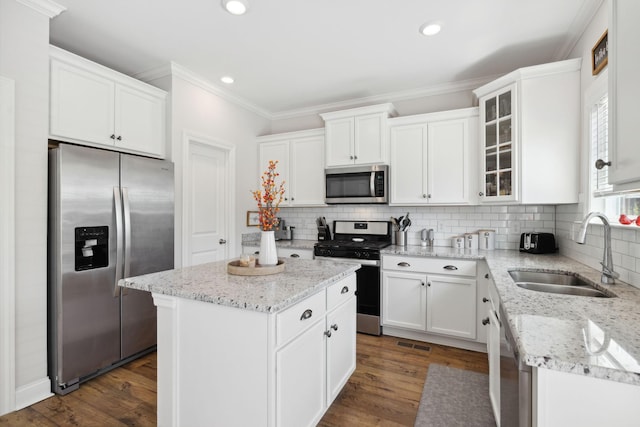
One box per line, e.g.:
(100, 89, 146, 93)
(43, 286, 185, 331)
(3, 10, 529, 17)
(478, 229, 496, 250)
(452, 236, 465, 249)
(465, 233, 479, 250)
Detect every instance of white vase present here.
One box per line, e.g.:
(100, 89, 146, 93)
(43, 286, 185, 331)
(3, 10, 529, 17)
(259, 230, 278, 266)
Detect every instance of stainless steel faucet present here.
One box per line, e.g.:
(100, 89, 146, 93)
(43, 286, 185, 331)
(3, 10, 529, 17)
(576, 212, 619, 284)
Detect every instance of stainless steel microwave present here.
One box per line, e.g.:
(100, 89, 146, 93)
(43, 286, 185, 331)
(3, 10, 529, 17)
(325, 165, 388, 204)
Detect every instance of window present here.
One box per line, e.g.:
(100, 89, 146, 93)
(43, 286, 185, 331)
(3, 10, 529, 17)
(588, 76, 640, 223)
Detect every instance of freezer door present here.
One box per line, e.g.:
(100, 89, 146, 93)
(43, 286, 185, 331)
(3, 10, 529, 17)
(120, 154, 174, 358)
(49, 145, 121, 391)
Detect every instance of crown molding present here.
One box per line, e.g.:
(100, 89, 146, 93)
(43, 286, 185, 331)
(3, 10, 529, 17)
(15, 0, 66, 18)
(270, 75, 498, 121)
(135, 62, 272, 120)
(553, 0, 605, 60)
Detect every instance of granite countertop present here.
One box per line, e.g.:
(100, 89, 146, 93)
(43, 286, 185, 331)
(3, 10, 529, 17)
(241, 234, 317, 251)
(382, 245, 640, 386)
(119, 258, 359, 314)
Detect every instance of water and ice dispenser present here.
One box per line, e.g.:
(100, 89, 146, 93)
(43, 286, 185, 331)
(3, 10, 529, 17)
(74, 226, 109, 271)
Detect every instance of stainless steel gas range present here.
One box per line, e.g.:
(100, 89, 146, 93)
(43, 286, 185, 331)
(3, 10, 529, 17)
(314, 220, 392, 336)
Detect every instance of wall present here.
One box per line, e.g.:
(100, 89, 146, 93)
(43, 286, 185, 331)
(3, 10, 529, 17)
(146, 72, 272, 264)
(277, 204, 556, 250)
(0, 0, 54, 410)
(268, 89, 476, 135)
(555, 2, 640, 289)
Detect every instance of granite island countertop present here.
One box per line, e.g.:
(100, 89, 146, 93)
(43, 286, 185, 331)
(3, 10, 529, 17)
(119, 257, 359, 314)
(381, 245, 640, 386)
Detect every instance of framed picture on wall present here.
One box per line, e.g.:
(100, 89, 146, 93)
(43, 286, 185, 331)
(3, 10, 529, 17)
(246, 211, 260, 227)
(592, 30, 608, 75)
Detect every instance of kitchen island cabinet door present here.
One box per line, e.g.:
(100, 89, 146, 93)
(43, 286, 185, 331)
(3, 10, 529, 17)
(276, 319, 326, 427)
(326, 296, 356, 405)
(382, 270, 427, 331)
(608, 0, 640, 189)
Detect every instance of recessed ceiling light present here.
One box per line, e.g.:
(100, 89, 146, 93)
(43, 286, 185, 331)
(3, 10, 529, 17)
(222, 0, 248, 15)
(221, 76, 234, 84)
(419, 22, 442, 36)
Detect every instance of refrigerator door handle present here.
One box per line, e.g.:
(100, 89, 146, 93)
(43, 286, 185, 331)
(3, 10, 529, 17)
(122, 187, 131, 295)
(114, 186, 124, 297)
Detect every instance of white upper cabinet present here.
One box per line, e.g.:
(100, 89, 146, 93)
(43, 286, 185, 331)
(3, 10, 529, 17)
(473, 58, 581, 204)
(258, 128, 326, 207)
(321, 103, 396, 167)
(389, 108, 478, 205)
(50, 46, 167, 159)
(608, 0, 640, 190)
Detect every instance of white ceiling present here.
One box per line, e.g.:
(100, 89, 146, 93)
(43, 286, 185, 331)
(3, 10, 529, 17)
(49, 0, 603, 119)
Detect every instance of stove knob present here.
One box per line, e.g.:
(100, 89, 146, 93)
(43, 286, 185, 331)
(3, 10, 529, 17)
(354, 251, 361, 258)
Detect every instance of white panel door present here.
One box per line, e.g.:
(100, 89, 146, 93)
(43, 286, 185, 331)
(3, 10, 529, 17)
(184, 140, 230, 266)
(354, 113, 385, 164)
(426, 275, 477, 339)
(389, 124, 426, 204)
(114, 84, 165, 158)
(291, 135, 325, 206)
(325, 118, 354, 167)
(427, 119, 468, 204)
(381, 270, 427, 331)
(0, 76, 15, 416)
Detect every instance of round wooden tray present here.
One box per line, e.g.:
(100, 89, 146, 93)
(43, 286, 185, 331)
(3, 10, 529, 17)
(227, 259, 285, 276)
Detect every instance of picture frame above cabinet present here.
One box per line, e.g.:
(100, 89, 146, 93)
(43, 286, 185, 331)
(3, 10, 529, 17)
(257, 128, 327, 207)
(473, 58, 581, 204)
(320, 103, 396, 167)
(49, 46, 167, 159)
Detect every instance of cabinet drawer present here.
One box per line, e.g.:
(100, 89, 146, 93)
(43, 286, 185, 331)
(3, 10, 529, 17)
(327, 275, 356, 311)
(382, 256, 476, 276)
(277, 290, 326, 347)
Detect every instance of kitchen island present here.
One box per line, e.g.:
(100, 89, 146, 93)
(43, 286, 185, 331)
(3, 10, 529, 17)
(120, 257, 359, 427)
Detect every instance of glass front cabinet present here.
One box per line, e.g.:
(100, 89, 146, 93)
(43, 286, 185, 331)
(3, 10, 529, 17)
(479, 84, 517, 202)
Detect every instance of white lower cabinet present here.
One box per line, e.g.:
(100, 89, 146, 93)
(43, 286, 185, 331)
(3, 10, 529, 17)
(426, 275, 476, 339)
(381, 255, 483, 351)
(382, 270, 427, 331)
(153, 273, 356, 427)
(277, 319, 326, 427)
(487, 301, 501, 425)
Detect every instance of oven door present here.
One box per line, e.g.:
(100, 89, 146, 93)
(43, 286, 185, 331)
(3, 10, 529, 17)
(314, 256, 381, 336)
(355, 264, 381, 335)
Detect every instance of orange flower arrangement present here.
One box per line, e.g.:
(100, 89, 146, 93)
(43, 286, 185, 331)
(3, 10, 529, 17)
(251, 160, 286, 231)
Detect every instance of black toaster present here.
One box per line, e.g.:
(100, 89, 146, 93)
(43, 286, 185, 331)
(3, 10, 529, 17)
(519, 232, 557, 254)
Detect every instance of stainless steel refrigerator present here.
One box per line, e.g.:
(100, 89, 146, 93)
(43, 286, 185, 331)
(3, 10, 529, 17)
(48, 143, 174, 395)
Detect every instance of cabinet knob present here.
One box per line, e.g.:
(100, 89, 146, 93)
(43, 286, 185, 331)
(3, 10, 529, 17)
(324, 330, 332, 338)
(349, 155, 354, 160)
(291, 197, 294, 201)
(482, 317, 490, 325)
(484, 273, 490, 279)
(219, 239, 227, 244)
(290, 253, 300, 258)
(110, 134, 116, 140)
(421, 282, 425, 287)
(423, 194, 427, 198)
(341, 286, 349, 294)
(443, 265, 458, 271)
(482, 297, 489, 303)
(331, 324, 338, 331)
(117, 135, 122, 141)
(300, 309, 313, 321)
(595, 159, 611, 169)
(427, 282, 431, 287)
(354, 155, 358, 160)
(479, 192, 484, 197)
(397, 262, 411, 267)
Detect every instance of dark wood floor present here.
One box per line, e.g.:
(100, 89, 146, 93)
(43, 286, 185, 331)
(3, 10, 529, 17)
(0, 334, 488, 426)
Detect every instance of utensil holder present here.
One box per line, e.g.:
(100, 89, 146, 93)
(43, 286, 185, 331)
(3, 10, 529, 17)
(395, 231, 407, 247)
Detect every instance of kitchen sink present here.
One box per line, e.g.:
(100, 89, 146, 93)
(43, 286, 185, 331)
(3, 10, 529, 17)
(508, 270, 614, 298)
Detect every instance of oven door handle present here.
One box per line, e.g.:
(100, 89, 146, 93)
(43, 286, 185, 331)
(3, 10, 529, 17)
(314, 256, 380, 267)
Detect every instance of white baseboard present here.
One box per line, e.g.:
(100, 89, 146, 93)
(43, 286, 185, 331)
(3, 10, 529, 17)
(15, 377, 53, 411)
